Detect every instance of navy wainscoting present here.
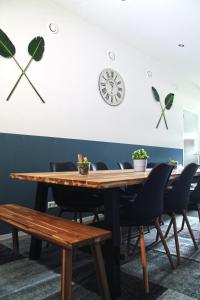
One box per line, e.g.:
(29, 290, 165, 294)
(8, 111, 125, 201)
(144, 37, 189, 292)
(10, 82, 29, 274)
(0, 132, 183, 233)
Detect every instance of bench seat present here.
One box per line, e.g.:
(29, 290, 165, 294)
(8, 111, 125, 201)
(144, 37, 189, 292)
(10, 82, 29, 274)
(0, 204, 111, 300)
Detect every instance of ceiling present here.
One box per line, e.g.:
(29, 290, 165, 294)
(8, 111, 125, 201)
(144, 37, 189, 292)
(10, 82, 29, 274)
(58, 0, 200, 88)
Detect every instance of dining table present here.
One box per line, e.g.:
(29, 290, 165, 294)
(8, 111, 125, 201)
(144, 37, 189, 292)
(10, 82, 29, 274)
(9, 167, 199, 299)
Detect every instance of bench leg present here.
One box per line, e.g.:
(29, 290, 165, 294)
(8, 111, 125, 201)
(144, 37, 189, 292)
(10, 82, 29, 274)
(12, 227, 19, 255)
(61, 248, 72, 300)
(91, 242, 111, 300)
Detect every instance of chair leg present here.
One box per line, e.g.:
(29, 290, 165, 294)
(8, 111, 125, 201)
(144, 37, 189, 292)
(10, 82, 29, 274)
(93, 211, 100, 223)
(58, 208, 64, 217)
(79, 212, 83, 223)
(127, 226, 132, 255)
(91, 242, 111, 300)
(164, 218, 173, 239)
(139, 226, 149, 294)
(197, 203, 200, 222)
(182, 209, 198, 250)
(171, 213, 181, 266)
(160, 216, 164, 226)
(61, 248, 72, 300)
(131, 235, 140, 256)
(154, 218, 175, 270)
(12, 227, 19, 255)
(177, 217, 185, 233)
(155, 229, 159, 242)
(73, 211, 78, 222)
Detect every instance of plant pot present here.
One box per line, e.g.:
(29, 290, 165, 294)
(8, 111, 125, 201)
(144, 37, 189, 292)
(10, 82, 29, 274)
(133, 159, 147, 172)
(77, 162, 90, 175)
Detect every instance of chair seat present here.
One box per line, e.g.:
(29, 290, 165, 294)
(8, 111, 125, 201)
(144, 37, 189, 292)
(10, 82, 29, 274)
(120, 202, 157, 227)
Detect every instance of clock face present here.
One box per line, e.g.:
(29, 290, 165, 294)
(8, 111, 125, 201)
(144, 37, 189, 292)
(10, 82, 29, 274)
(98, 68, 125, 106)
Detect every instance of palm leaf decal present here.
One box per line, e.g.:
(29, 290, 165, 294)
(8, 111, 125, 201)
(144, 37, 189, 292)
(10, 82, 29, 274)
(6, 35, 45, 103)
(152, 87, 175, 129)
(0, 29, 15, 58)
(28, 37, 45, 61)
(152, 86, 160, 102)
(152, 86, 168, 129)
(165, 93, 174, 110)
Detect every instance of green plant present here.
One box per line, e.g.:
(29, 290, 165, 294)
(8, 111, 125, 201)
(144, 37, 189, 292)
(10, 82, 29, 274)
(151, 86, 174, 129)
(0, 28, 45, 103)
(169, 159, 176, 164)
(80, 157, 89, 169)
(132, 149, 149, 160)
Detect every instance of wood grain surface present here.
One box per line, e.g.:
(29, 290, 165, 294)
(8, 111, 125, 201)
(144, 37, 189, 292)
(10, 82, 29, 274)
(0, 204, 111, 249)
(10, 168, 200, 189)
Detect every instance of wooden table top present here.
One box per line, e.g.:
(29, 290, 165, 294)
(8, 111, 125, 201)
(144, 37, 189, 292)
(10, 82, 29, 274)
(10, 167, 197, 189)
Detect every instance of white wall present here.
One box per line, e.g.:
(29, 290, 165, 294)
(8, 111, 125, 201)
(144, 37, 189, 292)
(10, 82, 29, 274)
(0, 0, 200, 149)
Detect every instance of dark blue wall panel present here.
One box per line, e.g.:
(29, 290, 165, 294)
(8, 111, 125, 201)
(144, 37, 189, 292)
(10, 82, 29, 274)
(0, 132, 183, 233)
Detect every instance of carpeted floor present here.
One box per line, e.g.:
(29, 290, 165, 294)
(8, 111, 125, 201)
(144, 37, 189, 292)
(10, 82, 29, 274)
(0, 213, 200, 300)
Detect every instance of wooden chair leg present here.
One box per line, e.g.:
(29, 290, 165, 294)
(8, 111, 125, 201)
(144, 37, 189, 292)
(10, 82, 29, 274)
(61, 248, 72, 300)
(91, 242, 111, 300)
(164, 218, 173, 239)
(154, 218, 175, 270)
(12, 227, 19, 255)
(182, 209, 198, 250)
(160, 216, 164, 226)
(139, 226, 149, 294)
(197, 203, 200, 222)
(171, 213, 181, 266)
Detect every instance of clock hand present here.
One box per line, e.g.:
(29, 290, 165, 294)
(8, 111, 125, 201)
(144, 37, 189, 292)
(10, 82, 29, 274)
(109, 81, 114, 88)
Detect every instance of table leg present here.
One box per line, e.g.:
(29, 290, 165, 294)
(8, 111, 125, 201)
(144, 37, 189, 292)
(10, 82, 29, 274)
(103, 188, 120, 299)
(29, 182, 48, 259)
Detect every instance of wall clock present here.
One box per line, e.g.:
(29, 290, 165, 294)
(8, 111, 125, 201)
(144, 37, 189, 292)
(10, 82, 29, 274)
(98, 68, 125, 106)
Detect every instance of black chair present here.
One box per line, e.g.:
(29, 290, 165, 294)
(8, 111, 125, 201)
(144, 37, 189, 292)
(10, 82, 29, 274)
(120, 163, 175, 294)
(189, 178, 200, 221)
(117, 161, 133, 170)
(147, 162, 158, 168)
(164, 163, 199, 265)
(50, 161, 103, 223)
(91, 161, 108, 171)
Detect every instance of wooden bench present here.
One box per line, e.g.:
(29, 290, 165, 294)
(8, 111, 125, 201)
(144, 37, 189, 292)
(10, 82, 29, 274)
(0, 204, 111, 300)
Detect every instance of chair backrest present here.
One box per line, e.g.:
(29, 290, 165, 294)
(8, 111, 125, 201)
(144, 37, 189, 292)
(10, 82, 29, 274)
(190, 177, 200, 203)
(49, 161, 79, 208)
(134, 163, 174, 220)
(50, 161, 77, 172)
(117, 162, 133, 170)
(167, 163, 198, 209)
(147, 162, 158, 168)
(91, 161, 108, 171)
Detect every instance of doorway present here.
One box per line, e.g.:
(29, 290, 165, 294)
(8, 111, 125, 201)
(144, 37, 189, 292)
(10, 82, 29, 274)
(183, 110, 199, 165)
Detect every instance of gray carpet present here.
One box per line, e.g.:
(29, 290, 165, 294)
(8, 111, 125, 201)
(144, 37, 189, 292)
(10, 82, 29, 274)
(0, 213, 200, 300)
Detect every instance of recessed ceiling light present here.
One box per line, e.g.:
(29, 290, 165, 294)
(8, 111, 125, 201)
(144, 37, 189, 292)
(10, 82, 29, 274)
(178, 44, 184, 47)
(49, 23, 59, 34)
(107, 51, 115, 61)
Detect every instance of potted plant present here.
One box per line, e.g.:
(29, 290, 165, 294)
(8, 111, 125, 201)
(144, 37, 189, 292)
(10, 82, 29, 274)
(132, 148, 149, 172)
(77, 156, 90, 175)
(168, 159, 178, 169)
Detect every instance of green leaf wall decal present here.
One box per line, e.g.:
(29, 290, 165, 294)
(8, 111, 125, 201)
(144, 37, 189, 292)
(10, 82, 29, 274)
(152, 86, 160, 102)
(4, 33, 45, 103)
(28, 36, 45, 61)
(165, 93, 174, 110)
(0, 29, 15, 58)
(152, 87, 175, 129)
